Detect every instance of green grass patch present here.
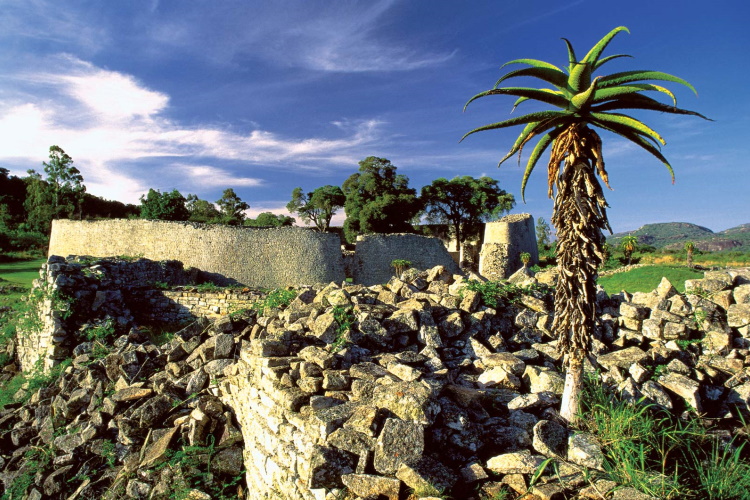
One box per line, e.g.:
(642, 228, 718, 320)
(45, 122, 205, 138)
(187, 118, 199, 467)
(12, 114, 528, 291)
(598, 265, 704, 295)
(579, 375, 750, 499)
(0, 258, 45, 308)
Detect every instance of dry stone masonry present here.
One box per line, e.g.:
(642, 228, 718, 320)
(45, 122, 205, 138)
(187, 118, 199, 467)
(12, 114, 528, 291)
(479, 213, 539, 280)
(4, 255, 750, 500)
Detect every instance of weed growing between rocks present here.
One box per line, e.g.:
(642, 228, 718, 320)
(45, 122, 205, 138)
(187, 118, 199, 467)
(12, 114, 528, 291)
(578, 374, 750, 499)
(252, 287, 297, 314)
(464, 279, 553, 308)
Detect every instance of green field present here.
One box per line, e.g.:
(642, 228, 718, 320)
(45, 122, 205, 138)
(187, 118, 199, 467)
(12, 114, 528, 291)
(0, 258, 45, 308)
(598, 265, 704, 295)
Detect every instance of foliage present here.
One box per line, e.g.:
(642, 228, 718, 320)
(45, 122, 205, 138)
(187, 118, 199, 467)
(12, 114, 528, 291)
(621, 235, 639, 265)
(83, 318, 116, 342)
(535, 216, 552, 250)
(215, 188, 249, 225)
(520, 251, 531, 266)
(578, 375, 750, 499)
(252, 287, 297, 313)
(391, 259, 412, 276)
(195, 282, 220, 292)
(342, 156, 422, 243)
(186, 194, 221, 223)
(140, 188, 190, 221)
(597, 265, 703, 294)
(0, 358, 72, 410)
(157, 436, 244, 500)
(287, 185, 345, 232)
(330, 306, 356, 353)
(464, 279, 552, 308)
(43, 145, 86, 219)
(1, 445, 55, 500)
(420, 176, 515, 247)
(244, 212, 295, 227)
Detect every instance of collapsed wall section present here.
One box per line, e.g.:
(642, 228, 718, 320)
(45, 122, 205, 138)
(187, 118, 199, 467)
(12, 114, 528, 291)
(49, 220, 346, 288)
(351, 233, 461, 286)
(479, 213, 539, 280)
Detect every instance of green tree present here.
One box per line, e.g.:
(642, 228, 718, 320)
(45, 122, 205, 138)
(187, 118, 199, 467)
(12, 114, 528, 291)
(621, 235, 638, 266)
(186, 194, 221, 223)
(139, 188, 190, 221)
(43, 145, 85, 220)
(462, 26, 706, 422)
(244, 212, 296, 227)
(287, 185, 345, 232)
(420, 176, 515, 255)
(684, 240, 695, 268)
(342, 157, 422, 243)
(23, 170, 55, 233)
(536, 217, 552, 250)
(215, 188, 249, 225)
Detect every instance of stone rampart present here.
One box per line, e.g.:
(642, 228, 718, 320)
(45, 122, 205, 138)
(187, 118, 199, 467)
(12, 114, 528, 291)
(49, 219, 346, 288)
(479, 213, 539, 280)
(351, 233, 461, 286)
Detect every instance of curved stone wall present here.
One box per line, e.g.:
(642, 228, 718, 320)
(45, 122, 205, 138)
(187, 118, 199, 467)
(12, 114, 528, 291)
(351, 233, 461, 286)
(49, 220, 346, 288)
(479, 213, 539, 280)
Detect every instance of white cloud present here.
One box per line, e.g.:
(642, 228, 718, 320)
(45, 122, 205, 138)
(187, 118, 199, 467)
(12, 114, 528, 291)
(146, 0, 454, 73)
(0, 57, 384, 203)
(168, 164, 263, 188)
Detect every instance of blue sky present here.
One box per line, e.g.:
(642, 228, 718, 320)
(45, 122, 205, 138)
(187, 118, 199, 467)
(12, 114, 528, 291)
(0, 0, 747, 233)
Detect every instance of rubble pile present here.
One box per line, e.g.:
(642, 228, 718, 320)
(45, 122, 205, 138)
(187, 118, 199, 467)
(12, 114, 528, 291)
(1, 255, 749, 499)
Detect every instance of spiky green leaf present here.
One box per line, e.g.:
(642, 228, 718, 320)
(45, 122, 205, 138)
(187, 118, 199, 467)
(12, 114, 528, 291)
(568, 62, 591, 94)
(590, 111, 666, 145)
(581, 26, 630, 66)
(460, 110, 569, 142)
(592, 119, 675, 182)
(464, 89, 569, 112)
(494, 67, 569, 91)
(561, 38, 577, 69)
(592, 84, 677, 106)
(591, 93, 711, 120)
(598, 70, 697, 94)
(593, 54, 633, 71)
(521, 128, 561, 200)
(501, 58, 564, 72)
(499, 116, 570, 167)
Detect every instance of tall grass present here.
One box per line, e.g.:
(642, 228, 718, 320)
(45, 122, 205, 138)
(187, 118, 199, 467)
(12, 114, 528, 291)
(579, 376, 750, 499)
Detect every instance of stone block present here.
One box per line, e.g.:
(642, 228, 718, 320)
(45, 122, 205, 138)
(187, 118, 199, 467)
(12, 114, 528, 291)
(374, 418, 424, 474)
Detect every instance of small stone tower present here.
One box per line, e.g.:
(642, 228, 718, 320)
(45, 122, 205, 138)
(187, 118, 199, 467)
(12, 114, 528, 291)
(479, 213, 538, 280)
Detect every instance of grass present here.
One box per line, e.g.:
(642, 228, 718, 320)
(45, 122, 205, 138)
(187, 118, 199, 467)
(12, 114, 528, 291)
(597, 265, 704, 294)
(578, 375, 750, 499)
(0, 257, 45, 308)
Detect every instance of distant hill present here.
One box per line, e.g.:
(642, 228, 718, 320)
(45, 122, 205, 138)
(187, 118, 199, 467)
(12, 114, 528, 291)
(607, 222, 749, 251)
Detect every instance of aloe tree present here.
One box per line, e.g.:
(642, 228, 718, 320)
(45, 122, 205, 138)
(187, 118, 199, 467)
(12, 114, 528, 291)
(621, 235, 638, 266)
(462, 26, 707, 423)
(684, 241, 696, 267)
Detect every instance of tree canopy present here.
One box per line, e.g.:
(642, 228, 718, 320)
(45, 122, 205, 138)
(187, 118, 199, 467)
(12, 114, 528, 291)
(215, 188, 249, 225)
(186, 194, 221, 223)
(139, 189, 190, 221)
(342, 157, 422, 243)
(244, 212, 296, 228)
(420, 176, 515, 248)
(287, 185, 345, 232)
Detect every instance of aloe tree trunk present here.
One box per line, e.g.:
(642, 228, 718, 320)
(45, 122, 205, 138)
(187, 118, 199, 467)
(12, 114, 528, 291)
(551, 126, 610, 424)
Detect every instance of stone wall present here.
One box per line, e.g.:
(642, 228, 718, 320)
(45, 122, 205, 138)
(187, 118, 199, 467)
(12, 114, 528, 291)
(351, 233, 461, 286)
(479, 213, 539, 280)
(136, 288, 265, 323)
(15, 256, 265, 372)
(49, 219, 346, 288)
